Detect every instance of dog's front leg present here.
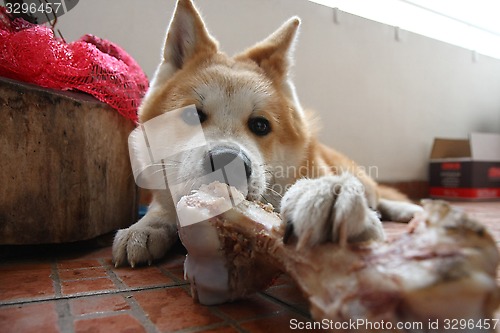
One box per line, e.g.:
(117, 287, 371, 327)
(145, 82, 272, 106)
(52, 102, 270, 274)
(112, 190, 177, 267)
(281, 173, 384, 249)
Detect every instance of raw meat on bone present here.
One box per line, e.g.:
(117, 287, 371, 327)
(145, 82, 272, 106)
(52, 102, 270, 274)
(176, 182, 499, 331)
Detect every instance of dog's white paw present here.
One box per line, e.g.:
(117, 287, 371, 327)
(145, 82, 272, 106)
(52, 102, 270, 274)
(112, 216, 177, 268)
(281, 173, 384, 249)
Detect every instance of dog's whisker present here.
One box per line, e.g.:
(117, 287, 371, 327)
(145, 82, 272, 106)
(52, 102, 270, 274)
(148, 167, 177, 177)
(265, 185, 283, 199)
(145, 160, 180, 170)
(259, 194, 270, 204)
(149, 159, 182, 166)
(146, 168, 200, 188)
(192, 87, 205, 102)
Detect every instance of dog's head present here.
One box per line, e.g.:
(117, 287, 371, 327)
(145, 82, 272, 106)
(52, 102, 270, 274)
(137, 0, 311, 205)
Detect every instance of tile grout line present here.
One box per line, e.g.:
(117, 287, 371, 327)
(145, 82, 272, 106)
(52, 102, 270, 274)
(203, 306, 251, 333)
(0, 283, 186, 307)
(51, 261, 75, 333)
(169, 284, 249, 333)
(171, 283, 306, 332)
(58, 266, 103, 271)
(100, 259, 160, 333)
(171, 289, 283, 333)
(259, 291, 311, 319)
(156, 264, 187, 284)
(206, 292, 307, 332)
(173, 321, 245, 333)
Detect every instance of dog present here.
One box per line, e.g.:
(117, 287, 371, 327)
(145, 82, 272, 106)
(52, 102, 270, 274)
(112, 0, 422, 267)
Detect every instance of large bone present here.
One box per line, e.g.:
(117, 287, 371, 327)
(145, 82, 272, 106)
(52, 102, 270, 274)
(177, 182, 500, 331)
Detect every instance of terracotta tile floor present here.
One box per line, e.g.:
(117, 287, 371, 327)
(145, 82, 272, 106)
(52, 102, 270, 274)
(1, 202, 499, 333)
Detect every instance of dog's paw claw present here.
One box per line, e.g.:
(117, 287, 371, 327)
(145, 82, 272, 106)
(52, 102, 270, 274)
(112, 225, 176, 268)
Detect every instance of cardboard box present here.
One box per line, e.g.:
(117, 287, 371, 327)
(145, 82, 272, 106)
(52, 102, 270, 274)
(429, 132, 500, 200)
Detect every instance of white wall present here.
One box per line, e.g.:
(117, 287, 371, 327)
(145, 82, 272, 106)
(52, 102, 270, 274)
(57, 0, 500, 181)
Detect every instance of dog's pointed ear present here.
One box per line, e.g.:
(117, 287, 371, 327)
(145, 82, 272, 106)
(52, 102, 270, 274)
(163, 0, 218, 70)
(236, 17, 300, 81)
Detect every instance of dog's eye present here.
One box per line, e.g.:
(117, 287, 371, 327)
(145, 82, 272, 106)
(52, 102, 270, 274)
(182, 107, 207, 125)
(248, 117, 271, 136)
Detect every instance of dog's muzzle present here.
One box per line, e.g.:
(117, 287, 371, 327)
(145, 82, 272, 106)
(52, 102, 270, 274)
(203, 146, 252, 191)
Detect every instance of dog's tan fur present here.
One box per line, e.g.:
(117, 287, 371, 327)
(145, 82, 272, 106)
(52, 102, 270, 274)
(112, 0, 421, 267)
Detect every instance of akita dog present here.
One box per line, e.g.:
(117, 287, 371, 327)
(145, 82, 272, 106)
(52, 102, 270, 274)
(112, 0, 422, 267)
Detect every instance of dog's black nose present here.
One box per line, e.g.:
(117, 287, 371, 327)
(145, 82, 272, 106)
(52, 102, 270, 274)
(204, 147, 252, 181)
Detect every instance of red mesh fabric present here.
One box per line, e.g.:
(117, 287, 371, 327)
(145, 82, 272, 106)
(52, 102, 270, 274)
(0, 7, 148, 122)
